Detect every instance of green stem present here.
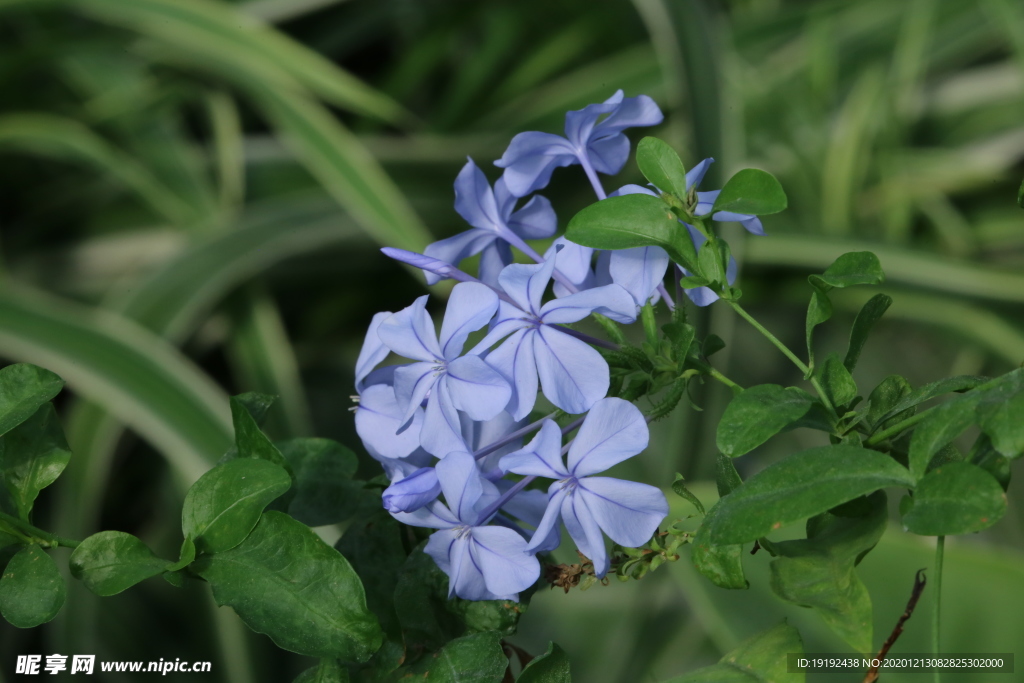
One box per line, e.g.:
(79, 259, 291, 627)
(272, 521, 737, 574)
(727, 301, 838, 417)
(0, 509, 80, 549)
(933, 536, 945, 683)
(707, 367, 742, 392)
(865, 407, 933, 446)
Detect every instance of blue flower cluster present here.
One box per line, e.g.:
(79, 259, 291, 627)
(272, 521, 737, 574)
(354, 92, 763, 601)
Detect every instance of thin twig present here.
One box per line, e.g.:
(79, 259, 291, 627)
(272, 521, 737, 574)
(863, 569, 927, 683)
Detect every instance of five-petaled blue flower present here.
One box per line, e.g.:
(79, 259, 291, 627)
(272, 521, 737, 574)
(378, 283, 511, 458)
(495, 90, 663, 198)
(500, 398, 669, 577)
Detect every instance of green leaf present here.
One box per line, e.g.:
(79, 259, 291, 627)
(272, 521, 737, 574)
(167, 536, 197, 573)
(902, 462, 1007, 536)
(406, 631, 507, 683)
(717, 385, 815, 457)
(0, 364, 64, 439)
(971, 435, 1011, 491)
(692, 507, 748, 590)
(335, 511, 407, 639)
(518, 642, 571, 683)
(865, 375, 914, 432)
(69, 531, 172, 597)
(194, 511, 381, 661)
(976, 369, 1024, 458)
(805, 252, 885, 368)
(230, 395, 288, 469)
(708, 445, 914, 545)
(234, 391, 276, 428)
(769, 492, 887, 653)
(673, 621, 804, 683)
(710, 169, 788, 216)
(278, 438, 365, 526)
(293, 659, 348, 683)
(182, 458, 291, 554)
(636, 137, 689, 197)
(814, 354, 858, 408)
(0, 403, 71, 520)
(0, 545, 66, 628)
(716, 453, 743, 498)
(565, 194, 697, 268)
(878, 375, 989, 424)
(697, 240, 726, 286)
(843, 293, 892, 371)
(672, 474, 706, 516)
(1018, 176, 1024, 209)
(907, 395, 980, 480)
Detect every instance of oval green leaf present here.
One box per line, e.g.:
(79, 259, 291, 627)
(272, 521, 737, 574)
(716, 385, 816, 457)
(408, 631, 506, 683)
(0, 545, 66, 628)
(0, 363, 64, 438)
(710, 168, 788, 216)
(182, 458, 291, 554)
(672, 621, 804, 682)
(0, 402, 72, 520)
(70, 531, 172, 596)
(902, 462, 1007, 536)
(636, 136, 688, 197)
(193, 511, 382, 662)
(518, 642, 571, 683)
(708, 445, 914, 545)
(565, 194, 697, 268)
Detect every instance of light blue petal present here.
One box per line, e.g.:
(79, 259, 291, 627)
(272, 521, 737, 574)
(567, 397, 648, 477)
(544, 237, 594, 298)
(497, 259, 555, 315)
(577, 477, 668, 547)
(484, 328, 539, 421)
(444, 356, 511, 421)
(469, 300, 532, 355)
(470, 526, 540, 598)
(540, 283, 638, 324)
(501, 488, 561, 553)
(695, 190, 720, 216)
(382, 467, 441, 513)
(533, 325, 609, 415)
(713, 211, 765, 236)
(561, 491, 609, 577)
(526, 485, 568, 553)
(493, 175, 517, 219)
(378, 295, 442, 362)
(425, 528, 458, 575)
(381, 247, 458, 282)
(607, 246, 670, 307)
(477, 240, 513, 289)
(727, 255, 738, 285)
(563, 90, 623, 148)
(684, 284, 721, 307)
(685, 158, 714, 191)
(355, 311, 392, 390)
(420, 384, 468, 458)
(508, 194, 558, 240)
(585, 134, 630, 175)
(499, 420, 568, 478)
(453, 158, 503, 233)
(422, 230, 495, 285)
(392, 501, 459, 529)
(609, 184, 658, 198)
(450, 535, 498, 600)
(355, 384, 423, 458)
(494, 131, 577, 197)
(392, 361, 437, 427)
(435, 451, 484, 523)
(439, 282, 499, 359)
(592, 93, 664, 137)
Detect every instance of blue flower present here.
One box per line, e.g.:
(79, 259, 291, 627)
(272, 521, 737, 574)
(500, 399, 668, 577)
(423, 159, 557, 288)
(382, 465, 441, 514)
(378, 283, 511, 458)
(395, 452, 540, 601)
(472, 257, 636, 419)
(495, 91, 663, 198)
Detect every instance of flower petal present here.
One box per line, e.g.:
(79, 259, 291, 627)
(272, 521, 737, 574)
(567, 397, 648, 476)
(576, 477, 668, 547)
(378, 295, 441, 362)
(382, 466, 441, 513)
(392, 501, 459, 529)
(544, 237, 594, 298)
(526, 485, 568, 553)
(713, 211, 765, 236)
(609, 184, 658, 198)
(469, 525, 540, 598)
(439, 282, 499, 359)
(422, 230, 495, 285)
(564, 90, 623, 147)
(508, 194, 558, 240)
(477, 240, 513, 289)
(500, 420, 568, 478)
(495, 131, 578, 197)
(500, 488, 561, 553)
(695, 190, 719, 216)
(484, 328, 539, 421)
(591, 93, 664, 137)
(419, 384, 468, 458)
(497, 258, 555, 315)
(469, 300, 531, 354)
(393, 362, 437, 427)
(355, 312, 392, 390)
(444, 356, 512, 421)
(533, 325, 609, 415)
(607, 246, 670, 307)
(435, 451, 484, 522)
(561, 490, 609, 577)
(585, 134, 630, 175)
(453, 158, 503, 233)
(355, 384, 423, 458)
(685, 157, 714, 191)
(540, 283, 637, 324)
(424, 528, 458, 575)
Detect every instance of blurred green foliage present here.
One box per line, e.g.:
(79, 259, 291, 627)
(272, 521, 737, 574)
(0, 0, 1022, 680)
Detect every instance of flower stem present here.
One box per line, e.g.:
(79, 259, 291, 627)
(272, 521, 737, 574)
(864, 408, 933, 446)
(0, 510, 80, 549)
(707, 367, 742, 392)
(553, 325, 620, 351)
(475, 475, 537, 526)
(933, 535, 945, 683)
(579, 156, 608, 200)
(473, 412, 558, 460)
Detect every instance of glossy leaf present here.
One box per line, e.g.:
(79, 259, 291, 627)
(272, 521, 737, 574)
(278, 438, 365, 527)
(805, 252, 885, 367)
(878, 375, 990, 424)
(182, 458, 291, 554)
(335, 511, 407, 639)
(902, 462, 1007, 536)
(692, 509, 748, 590)
(708, 445, 914, 545)
(0, 363, 64, 439)
(769, 492, 887, 653)
(193, 511, 382, 661)
(636, 136, 688, 197)
(814, 354, 857, 408)
(710, 168, 788, 215)
(865, 375, 913, 432)
(293, 659, 348, 683)
(518, 642, 571, 683)
(716, 453, 743, 498)
(672, 621, 804, 682)
(69, 531, 171, 596)
(844, 293, 891, 371)
(907, 395, 980, 480)
(672, 473, 706, 516)
(407, 631, 507, 683)
(717, 385, 815, 457)
(566, 194, 698, 268)
(0, 545, 66, 628)
(976, 369, 1024, 458)
(230, 394, 288, 469)
(0, 403, 71, 520)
